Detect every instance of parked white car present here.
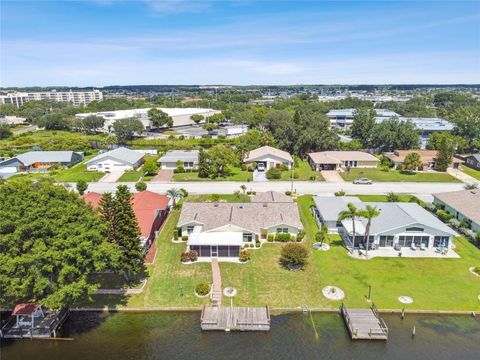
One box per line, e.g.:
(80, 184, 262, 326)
(353, 178, 373, 185)
(257, 163, 266, 172)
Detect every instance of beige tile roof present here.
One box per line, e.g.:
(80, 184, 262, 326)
(434, 190, 480, 225)
(387, 150, 462, 164)
(308, 151, 379, 164)
(244, 146, 293, 163)
(178, 202, 302, 233)
(251, 191, 293, 203)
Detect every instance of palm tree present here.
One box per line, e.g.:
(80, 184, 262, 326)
(338, 202, 360, 251)
(315, 225, 329, 246)
(240, 184, 247, 194)
(166, 188, 182, 208)
(234, 190, 241, 199)
(358, 205, 381, 257)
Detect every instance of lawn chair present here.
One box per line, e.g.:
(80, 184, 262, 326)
(420, 243, 426, 251)
(442, 248, 449, 255)
(410, 243, 417, 251)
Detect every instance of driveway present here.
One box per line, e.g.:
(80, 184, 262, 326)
(152, 169, 174, 182)
(253, 169, 267, 182)
(321, 170, 345, 183)
(447, 168, 478, 185)
(99, 171, 125, 183)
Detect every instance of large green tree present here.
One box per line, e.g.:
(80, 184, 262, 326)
(449, 106, 480, 152)
(112, 118, 144, 144)
(0, 124, 13, 139)
(351, 108, 376, 147)
(369, 118, 420, 152)
(436, 136, 455, 172)
(0, 179, 119, 308)
(99, 186, 144, 281)
(36, 113, 72, 130)
(148, 108, 173, 128)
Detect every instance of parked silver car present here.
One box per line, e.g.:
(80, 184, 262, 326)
(353, 178, 373, 185)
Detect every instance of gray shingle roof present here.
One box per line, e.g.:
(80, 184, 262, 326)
(313, 196, 456, 236)
(86, 147, 144, 166)
(178, 202, 302, 233)
(13, 151, 79, 166)
(251, 191, 293, 203)
(159, 150, 199, 163)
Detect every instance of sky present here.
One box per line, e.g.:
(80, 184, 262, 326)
(1, 0, 480, 86)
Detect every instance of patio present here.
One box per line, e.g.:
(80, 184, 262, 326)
(348, 246, 460, 259)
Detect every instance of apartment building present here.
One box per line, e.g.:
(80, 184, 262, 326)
(0, 90, 103, 108)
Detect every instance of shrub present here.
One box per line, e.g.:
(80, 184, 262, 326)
(275, 233, 291, 242)
(255, 240, 261, 247)
(195, 283, 210, 296)
(267, 233, 275, 242)
(279, 164, 289, 171)
(180, 251, 190, 262)
(135, 181, 147, 192)
(448, 218, 461, 229)
(239, 249, 250, 261)
(459, 219, 470, 229)
(296, 231, 305, 242)
(396, 164, 404, 172)
(174, 166, 185, 173)
(240, 163, 247, 171)
(436, 209, 452, 222)
(280, 243, 308, 269)
(266, 167, 281, 180)
(309, 174, 316, 181)
(189, 250, 198, 262)
(293, 171, 299, 179)
(386, 192, 400, 202)
(76, 180, 88, 195)
(211, 194, 220, 202)
(285, 191, 292, 196)
(173, 228, 179, 240)
(334, 190, 346, 196)
(182, 235, 188, 241)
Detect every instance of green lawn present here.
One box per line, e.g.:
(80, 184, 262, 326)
(117, 155, 159, 182)
(352, 194, 418, 202)
(340, 168, 460, 182)
(172, 167, 252, 182)
(280, 159, 324, 181)
(461, 165, 480, 181)
(84, 194, 480, 311)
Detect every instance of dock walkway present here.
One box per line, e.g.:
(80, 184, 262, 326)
(200, 305, 270, 331)
(340, 303, 388, 340)
(210, 259, 222, 306)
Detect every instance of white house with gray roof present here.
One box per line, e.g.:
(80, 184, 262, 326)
(178, 198, 302, 260)
(312, 196, 457, 251)
(0, 151, 83, 174)
(244, 146, 293, 170)
(86, 147, 144, 172)
(158, 150, 199, 170)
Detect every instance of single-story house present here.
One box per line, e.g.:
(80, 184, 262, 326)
(308, 151, 379, 171)
(312, 195, 457, 250)
(158, 150, 200, 170)
(463, 154, 480, 171)
(250, 191, 294, 203)
(86, 147, 144, 172)
(244, 146, 293, 170)
(83, 190, 170, 251)
(0, 115, 27, 126)
(386, 150, 462, 170)
(433, 190, 480, 233)
(178, 198, 302, 260)
(0, 151, 84, 173)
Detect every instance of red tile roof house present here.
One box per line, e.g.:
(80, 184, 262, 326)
(82, 190, 170, 263)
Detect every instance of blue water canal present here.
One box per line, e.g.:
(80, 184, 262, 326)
(1, 312, 479, 360)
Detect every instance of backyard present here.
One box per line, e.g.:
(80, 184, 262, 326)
(340, 168, 460, 183)
(85, 194, 480, 311)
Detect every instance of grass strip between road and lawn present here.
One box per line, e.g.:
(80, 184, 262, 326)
(460, 165, 480, 181)
(340, 168, 460, 183)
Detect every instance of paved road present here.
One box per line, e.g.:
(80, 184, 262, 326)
(82, 180, 465, 199)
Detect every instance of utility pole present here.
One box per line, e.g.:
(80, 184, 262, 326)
(290, 160, 295, 194)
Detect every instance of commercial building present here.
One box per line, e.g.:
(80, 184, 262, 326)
(75, 107, 220, 131)
(0, 90, 103, 108)
(326, 108, 399, 128)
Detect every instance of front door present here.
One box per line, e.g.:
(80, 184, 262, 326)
(211, 246, 218, 257)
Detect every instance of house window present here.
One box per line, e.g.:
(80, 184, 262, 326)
(276, 227, 289, 234)
(406, 227, 424, 232)
(186, 226, 194, 234)
(242, 233, 253, 242)
(183, 162, 194, 168)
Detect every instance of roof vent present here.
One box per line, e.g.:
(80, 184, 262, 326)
(214, 204, 219, 207)
(263, 204, 268, 207)
(239, 205, 244, 209)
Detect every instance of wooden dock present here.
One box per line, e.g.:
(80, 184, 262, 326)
(0, 309, 69, 339)
(340, 303, 388, 340)
(200, 305, 270, 331)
